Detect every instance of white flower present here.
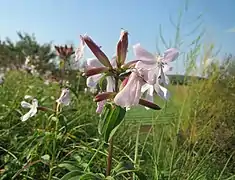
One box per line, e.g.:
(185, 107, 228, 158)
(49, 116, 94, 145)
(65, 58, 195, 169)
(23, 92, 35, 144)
(21, 97, 38, 122)
(131, 44, 178, 107)
(56, 88, 70, 106)
(133, 43, 179, 86)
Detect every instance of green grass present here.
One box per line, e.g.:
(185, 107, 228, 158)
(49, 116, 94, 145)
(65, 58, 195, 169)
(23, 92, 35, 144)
(1, 71, 235, 180)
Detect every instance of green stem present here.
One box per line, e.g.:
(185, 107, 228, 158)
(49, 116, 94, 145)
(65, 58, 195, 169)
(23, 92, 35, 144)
(48, 103, 60, 180)
(106, 138, 114, 176)
(106, 76, 119, 177)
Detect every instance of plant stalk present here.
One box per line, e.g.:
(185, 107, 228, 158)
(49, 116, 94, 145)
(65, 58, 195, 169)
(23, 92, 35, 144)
(106, 76, 119, 176)
(106, 137, 114, 176)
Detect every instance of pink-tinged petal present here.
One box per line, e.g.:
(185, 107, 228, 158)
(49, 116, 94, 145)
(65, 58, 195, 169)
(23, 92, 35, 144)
(133, 43, 156, 63)
(83, 35, 113, 68)
(75, 35, 85, 62)
(135, 62, 159, 85)
(106, 76, 115, 92)
(86, 74, 102, 88)
(163, 64, 173, 73)
(96, 100, 106, 113)
(154, 83, 170, 100)
(86, 58, 103, 69)
(139, 99, 161, 110)
(116, 29, 128, 67)
(84, 67, 109, 76)
(163, 48, 179, 63)
(56, 88, 70, 106)
(114, 72, 145, 108)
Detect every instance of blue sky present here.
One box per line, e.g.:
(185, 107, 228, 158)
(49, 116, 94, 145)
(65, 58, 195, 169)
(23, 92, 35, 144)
(0, 0, 235, 73)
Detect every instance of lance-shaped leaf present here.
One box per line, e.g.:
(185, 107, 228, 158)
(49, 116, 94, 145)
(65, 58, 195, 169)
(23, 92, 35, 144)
(139, 99, 161, 110)
(99, 103, 126, 142)
(84, 67, 109, 77)
(94, 92, 116, 102)
(116, 30, 128, 67)
(83, 35, 113, 68)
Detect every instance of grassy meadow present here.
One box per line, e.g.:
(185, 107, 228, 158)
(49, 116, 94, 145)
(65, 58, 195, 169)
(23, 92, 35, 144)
(1, 67, 235, 180)
(1, 4, 235, 179)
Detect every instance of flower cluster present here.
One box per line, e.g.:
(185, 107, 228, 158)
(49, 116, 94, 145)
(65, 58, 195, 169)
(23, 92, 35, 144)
(75, 30, 179, 113)
(19, 29, 179, 121)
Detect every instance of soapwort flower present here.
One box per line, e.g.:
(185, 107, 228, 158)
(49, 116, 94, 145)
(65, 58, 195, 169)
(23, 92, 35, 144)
(82, 30, 162, 112)
(133, 44, 179, 103)
(56, 88, 71, 106)
(20, 96, 38, 121)
(81, 30, 128, 91)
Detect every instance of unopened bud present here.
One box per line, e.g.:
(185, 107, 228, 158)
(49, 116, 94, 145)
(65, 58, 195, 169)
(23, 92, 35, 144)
(83, 35, 113, 68)
(139, 99, 161, 110)
(85, 67, 109, 76)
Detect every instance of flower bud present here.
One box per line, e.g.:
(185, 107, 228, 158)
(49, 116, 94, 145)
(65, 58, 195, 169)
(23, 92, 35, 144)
(84, 67, 109, 76)
(139, 99, 161, 110)
(83, 35, 113, 68)
(116, 29, 128, 67)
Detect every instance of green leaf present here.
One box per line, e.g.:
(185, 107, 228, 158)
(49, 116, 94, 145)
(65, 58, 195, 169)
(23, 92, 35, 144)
(98, 74, 108, 91)
(60, 170, 83, 180)
(99, 103, 126, 142)
(58, 163, 79, 172)
(105, 176, 115, 180)
(98, 103, 112, 135)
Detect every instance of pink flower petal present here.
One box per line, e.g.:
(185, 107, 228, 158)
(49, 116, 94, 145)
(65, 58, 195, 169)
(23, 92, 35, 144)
(163, 64, 173, 73)
(133, 43, 156, 63)
(87, 58, 103, 69)
(163, 48, 179, 63)
(135, 62, 159, 85)
(75, 35, 85, 62)
(96, 100, 106, 113)
(114, 72, 145, 108)
(86, 74, 102, 88)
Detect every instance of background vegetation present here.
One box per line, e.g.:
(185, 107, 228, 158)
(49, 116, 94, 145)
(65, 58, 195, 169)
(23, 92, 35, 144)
(1, 5, 235, 180)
